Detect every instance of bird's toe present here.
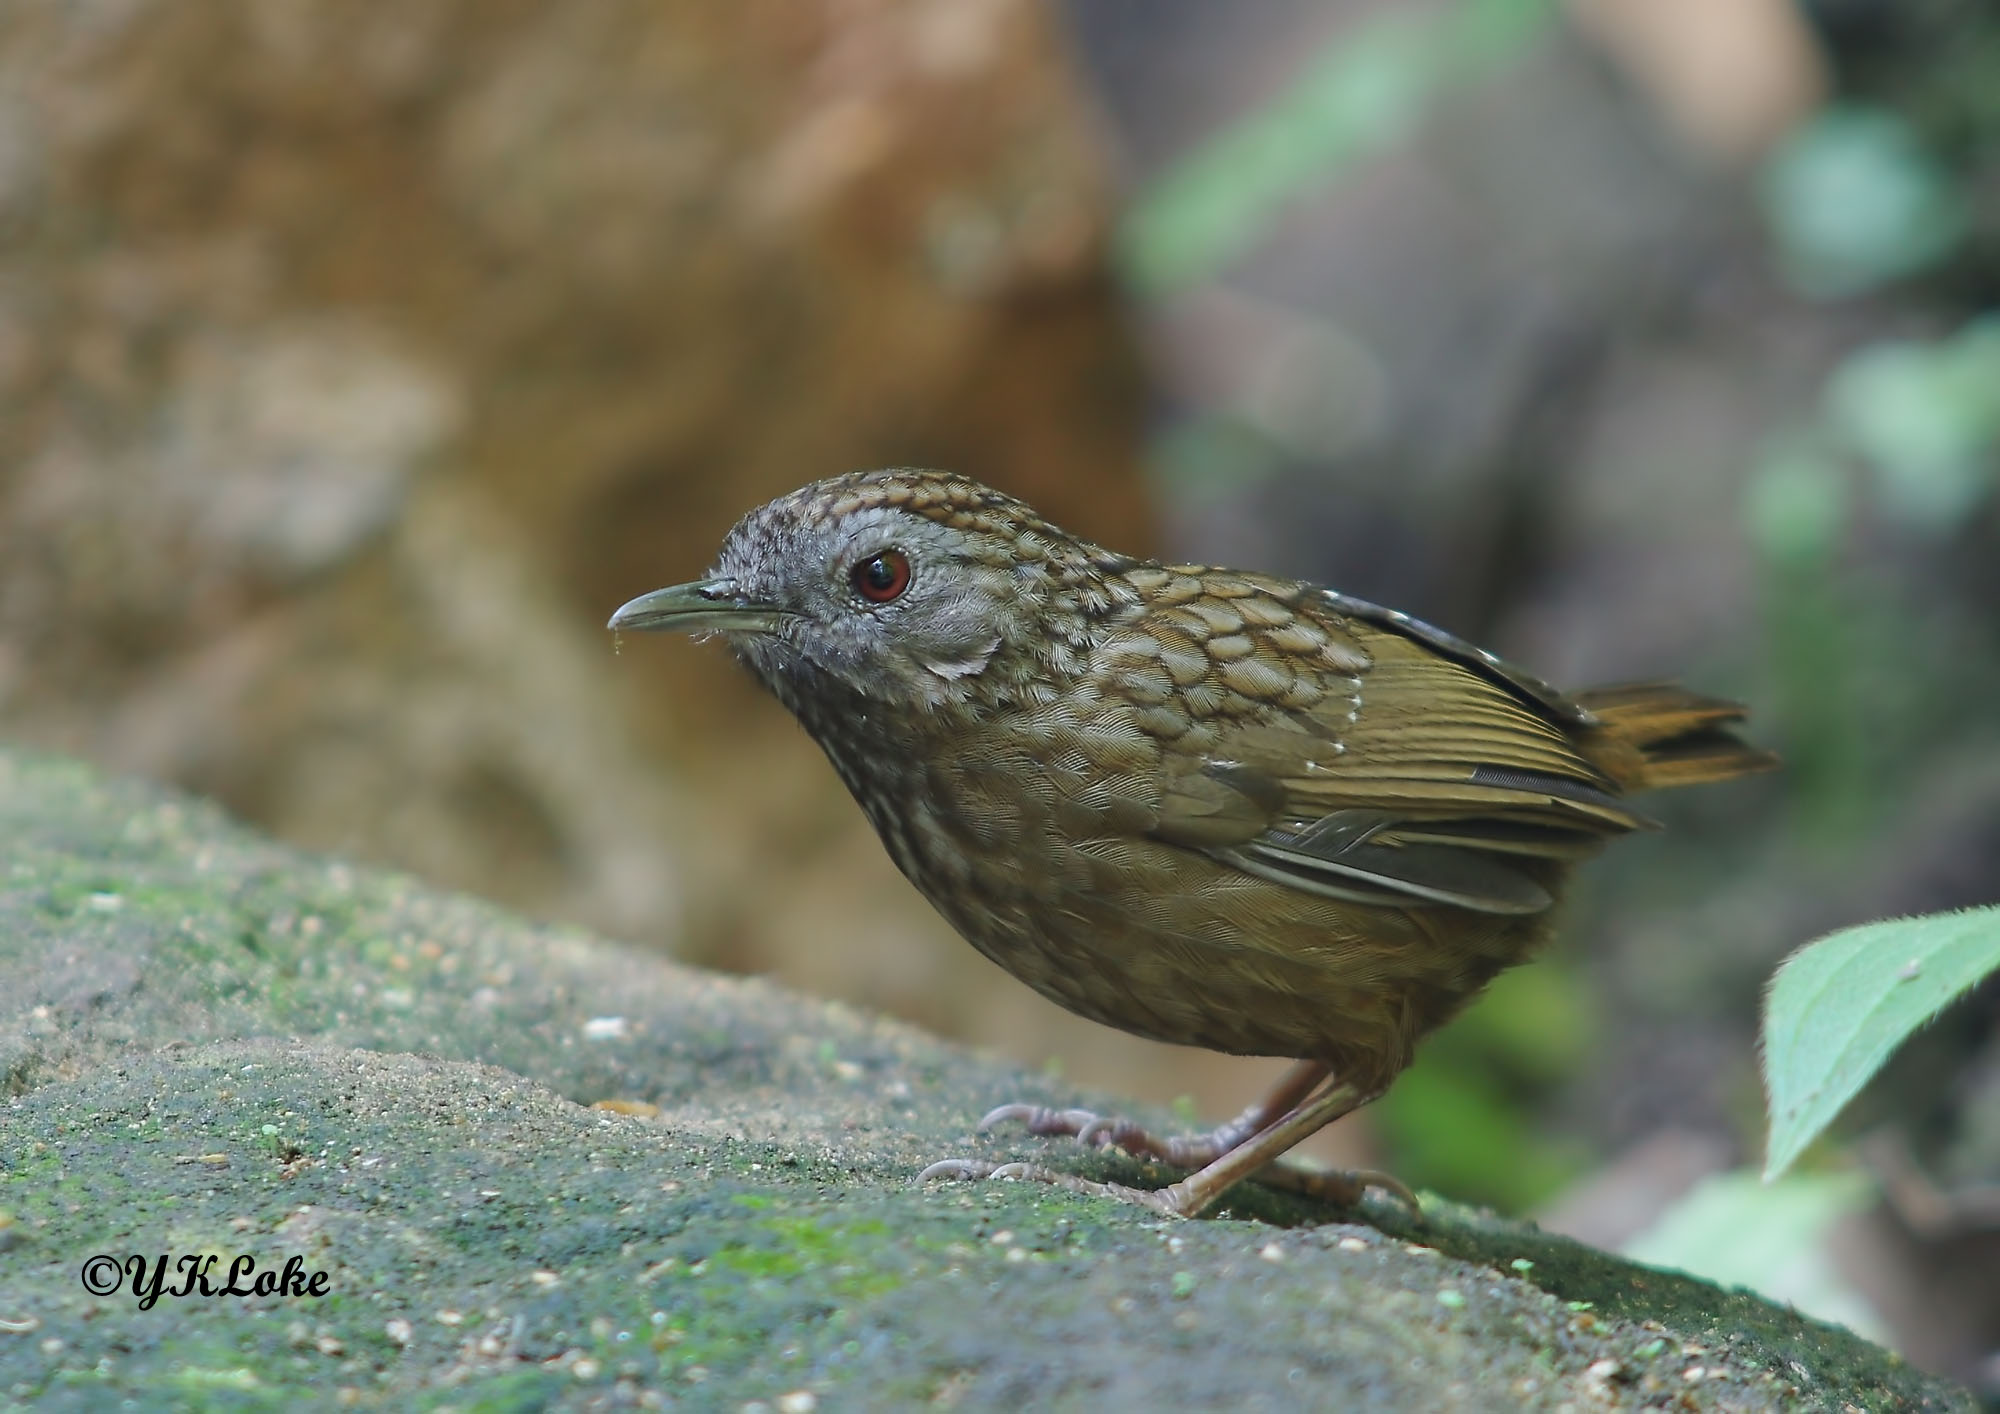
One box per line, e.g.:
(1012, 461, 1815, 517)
(916, 1157, 999, 1183)
(978, 1103, 1106, 1138)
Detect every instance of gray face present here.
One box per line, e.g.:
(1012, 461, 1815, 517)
(705, 495, 1031, 711)
(608, 472, 1129, 726)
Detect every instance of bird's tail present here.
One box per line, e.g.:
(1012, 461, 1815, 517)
(1574, 683, 1779, 792)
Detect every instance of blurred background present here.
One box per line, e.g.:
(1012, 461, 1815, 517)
(3, 0, 1996, 1393)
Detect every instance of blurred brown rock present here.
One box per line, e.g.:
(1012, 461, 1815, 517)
(0, 1, 1167, 1089)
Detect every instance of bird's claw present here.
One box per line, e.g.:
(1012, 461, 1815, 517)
(916, 1157, 1000, 1183)
(1074, 1114, 1130, 1148)
(977, 1103, 1107, 1138)
(1273, 1165, 1422, 1213)
(1342, 1167, 1422, 1213)
(981, 1100, 1222, 1165)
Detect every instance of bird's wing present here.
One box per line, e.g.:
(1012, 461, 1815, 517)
(1145, 597, 1650, 917)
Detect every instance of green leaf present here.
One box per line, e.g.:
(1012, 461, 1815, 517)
(1761, 907, 2000, 1180)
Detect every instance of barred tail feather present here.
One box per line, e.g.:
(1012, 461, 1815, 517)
(1574, 683, 1780, 792)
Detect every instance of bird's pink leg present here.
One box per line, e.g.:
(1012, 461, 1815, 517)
(977, 1059, 1329, 1167)
(923, 1069, 1419, 1218)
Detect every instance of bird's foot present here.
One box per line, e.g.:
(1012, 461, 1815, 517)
(956, 1070, 1420, 1219)
(1250, 1162, 1421, 1212)
(918, 1154, 1419, 1219)
(978, 1102, 1245, 1167)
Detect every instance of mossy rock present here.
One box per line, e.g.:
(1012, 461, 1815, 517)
(0, 748, 1972, 1410)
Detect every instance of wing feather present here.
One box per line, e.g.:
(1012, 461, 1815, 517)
(1145, 601, 1644, 916)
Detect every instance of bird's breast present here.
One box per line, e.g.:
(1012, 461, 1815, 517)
(787, 666, 1543, 1075)
(861, 698, 1157, 901)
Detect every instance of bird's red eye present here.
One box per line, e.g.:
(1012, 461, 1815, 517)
(851, 549, 911, 603)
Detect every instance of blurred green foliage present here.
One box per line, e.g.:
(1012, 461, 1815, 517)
(1761, 106, 1968, 299)
(1372, 961, 1596, 1211)
(1622, 1169, 1881, 1337)
(1149, 413, 1286, 508)
(1743, 434, 1874, 841)
(1828, 318, 2000, 530)
(1745, 314, 2000, 846)
(1118, 0, 1556, 295)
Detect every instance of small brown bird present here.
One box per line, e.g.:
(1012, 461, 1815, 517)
(610, 469, 1774, 1218)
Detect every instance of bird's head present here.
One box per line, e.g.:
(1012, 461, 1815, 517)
(609, 470, 1133, 717)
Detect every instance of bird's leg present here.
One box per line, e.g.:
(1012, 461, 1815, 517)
(1145, 1076, 1415, 1217)
(923, 1073, 1420, 1219)
(979, 1059, 1329, 1167)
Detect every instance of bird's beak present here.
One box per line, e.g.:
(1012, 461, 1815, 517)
(606, 578, 788, 635)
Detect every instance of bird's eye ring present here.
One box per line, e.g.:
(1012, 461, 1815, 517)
(851, 549, 911, 604)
